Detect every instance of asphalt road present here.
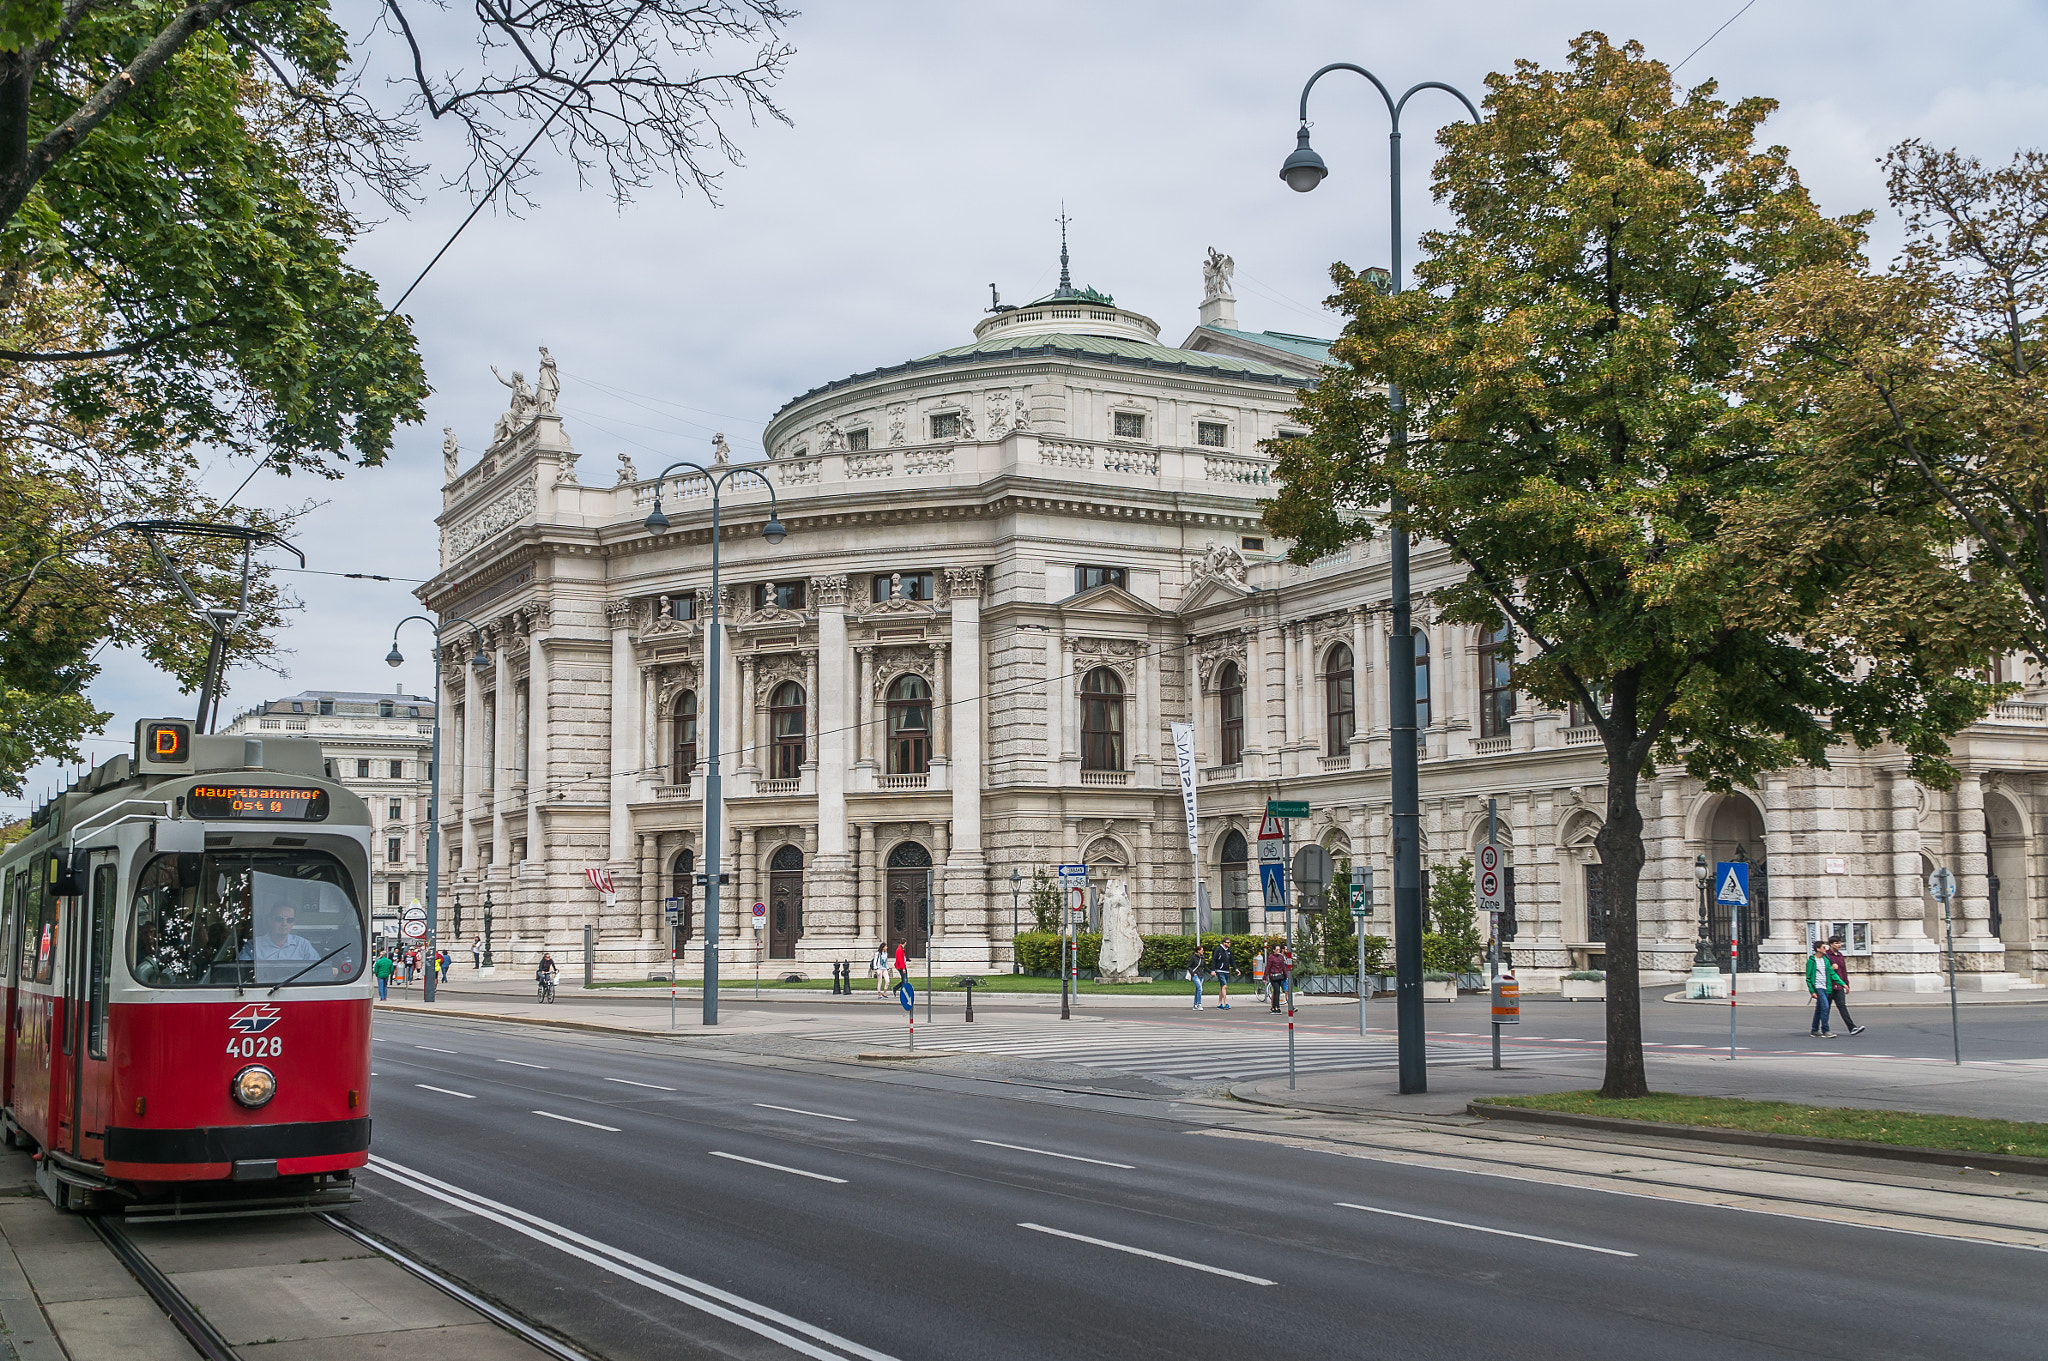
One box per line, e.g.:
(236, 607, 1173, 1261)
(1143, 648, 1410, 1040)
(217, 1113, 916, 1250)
(345, 1012, 2046, 1361)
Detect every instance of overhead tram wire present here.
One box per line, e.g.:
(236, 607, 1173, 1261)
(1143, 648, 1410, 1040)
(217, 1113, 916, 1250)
(1672, 0, 1760, 74)
(220, 0, 660, 513)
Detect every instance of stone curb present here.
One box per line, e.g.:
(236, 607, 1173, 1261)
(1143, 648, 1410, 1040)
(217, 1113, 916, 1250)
(855, 1052, 971, 1062)
(1466, 1101, 2048, 1176)
(375, 1003, 707, 1040)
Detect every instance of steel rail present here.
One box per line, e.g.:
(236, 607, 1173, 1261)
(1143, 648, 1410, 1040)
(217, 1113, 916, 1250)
(84, 1213, 241, 1360)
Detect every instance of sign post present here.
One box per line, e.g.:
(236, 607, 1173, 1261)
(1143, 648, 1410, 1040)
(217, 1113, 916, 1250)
(1930, 865, 1960, 1064)
(1057, 864, 1088, 1022)
(1353, 867, 1373, 1037)
(1259, 808, 1298, 1089)
(1479, 799, 1504, 1070)
(751, 901, 766, 998)
(663, 897, 681, 1029)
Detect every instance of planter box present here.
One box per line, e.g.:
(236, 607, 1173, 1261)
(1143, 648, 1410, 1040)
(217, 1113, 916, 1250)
(1560, 979, 1606, 1001)
(1422, 980, 1457, 1002)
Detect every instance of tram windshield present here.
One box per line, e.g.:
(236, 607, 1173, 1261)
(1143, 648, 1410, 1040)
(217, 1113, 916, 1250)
(130, 851, 364, 988)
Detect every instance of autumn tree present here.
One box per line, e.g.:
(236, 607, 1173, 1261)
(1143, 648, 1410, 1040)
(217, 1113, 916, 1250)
(1264, 34, 1993, 1098)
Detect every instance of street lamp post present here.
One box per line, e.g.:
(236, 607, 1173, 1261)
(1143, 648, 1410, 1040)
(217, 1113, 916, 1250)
(386, 613, 491, 1004)
(1281, 63, 1481, 1095)
(483, 894, 494, 967)
(643, 461, 788, 1026)
(1010, 868, 1022, 974)
(1692, 853, 1717, 969)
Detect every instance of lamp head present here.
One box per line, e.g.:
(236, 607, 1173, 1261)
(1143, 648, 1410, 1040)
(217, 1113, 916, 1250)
(1693, 852, 1709, 887)
(1280, 125, 1328, 193)
(644, 501, 670, 534)
(469, 648, 490, 671)
(385, 644, 404, 668)
(762, 515, 787, 546)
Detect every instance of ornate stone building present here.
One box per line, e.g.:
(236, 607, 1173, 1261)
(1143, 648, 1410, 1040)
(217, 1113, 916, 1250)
(420, 257, 2048, 990)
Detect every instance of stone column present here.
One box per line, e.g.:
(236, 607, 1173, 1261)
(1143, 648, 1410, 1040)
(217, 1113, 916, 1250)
(740, 825, 760, 965)
(944, 568, 986, 961)
(638, 831, 657, 940)
(738, 656, 758, 773)
(802, 648, 820, 775)
(461, 646, 482, 876)
(1055, 628, 1076, 778)
(1956, 771, 1997, 950)
(933, 819, 950, 939)
(812, 577, 853, 937)
(932, 640, 951, 767)
(852, 644, 873, 769)
(1350, 607, 1370, 768)
(492, 627, 513, 872)
(1252, 616, 1281, 778)
(606, 601, 637, 864)
(1282, 620, 1302, 775)
(857, 823, 879, 944)
(1134, 641, 1156, 786)
(1889, 770, 1930, 942)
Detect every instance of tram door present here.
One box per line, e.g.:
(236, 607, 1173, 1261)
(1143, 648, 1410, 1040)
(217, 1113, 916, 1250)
(67, 856, 114, 1158)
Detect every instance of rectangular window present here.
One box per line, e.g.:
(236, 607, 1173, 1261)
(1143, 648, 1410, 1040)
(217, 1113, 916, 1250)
(88, 863, 111, 1058)
(930, 412, 961, 440)
(387, 838, 402, 864)
(1569, 685, 1606, 728)
(1075, 565, 1127, 594)
(871, 572, 935, 602)
(389, 759, 404, 779)
(1112, 411, 1146, 439)
(1586, 865, 1606, 943)
(756, 581, 806, 610)
(1196, 420, 1227, 447)
(846, 427, 870, 451)
(378, 700, 394, 718)
(387, 880, 401, 907)
(291, 702, 304, 714)
(669, 592, 698, 621)
(389, 799, 403, 821)
(355, 758, 370, 779)
(319, 698, 335, 716)
(1240, 536, 1264, 551)
(1479, 625, 1517, 739)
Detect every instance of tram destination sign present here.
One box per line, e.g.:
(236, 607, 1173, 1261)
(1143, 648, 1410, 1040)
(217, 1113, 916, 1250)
(187, 784, 330, 821)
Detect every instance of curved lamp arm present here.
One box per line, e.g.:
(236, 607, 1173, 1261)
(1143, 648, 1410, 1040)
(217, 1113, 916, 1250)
(644, 459, 786, 542)
(1283, 64, 1481, 194)
(387, 612, 490, 670)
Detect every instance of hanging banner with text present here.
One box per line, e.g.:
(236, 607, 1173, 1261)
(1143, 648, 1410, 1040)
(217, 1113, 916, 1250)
(1171, 722, 1199, 860)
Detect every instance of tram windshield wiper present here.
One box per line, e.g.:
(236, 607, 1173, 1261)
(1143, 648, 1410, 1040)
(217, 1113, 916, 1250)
(268, 942, 356, 996)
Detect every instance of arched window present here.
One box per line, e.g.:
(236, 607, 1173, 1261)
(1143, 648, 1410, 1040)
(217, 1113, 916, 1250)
(670, 848, 695, 943)
(770, 844, 804, 872)
(1218, 662, 1245, 766)
(1479, 624, 1516, 739)
(770, 682, 806, 779)
(1080, 668, 1124, 772)
(671, 690, 698, 783)
(887, 674, 932, 774)
(1324, 644, 1355, 755)
(1220, 830, 1250, 935)
(1413, 629, 1431, 729)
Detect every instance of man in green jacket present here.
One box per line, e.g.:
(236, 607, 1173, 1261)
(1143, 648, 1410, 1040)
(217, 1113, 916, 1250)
(1805, 941, 1842, 1038)
(374, 951, 395, 1001)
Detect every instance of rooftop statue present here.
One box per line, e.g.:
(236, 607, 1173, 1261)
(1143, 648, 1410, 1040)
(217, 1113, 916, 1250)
(712, 432, 731, 464)
(490, 365, 534, 444)
(533, 347, 560, 416)
(1203, 247, 1235, 303)
(442, 427, 459, 477)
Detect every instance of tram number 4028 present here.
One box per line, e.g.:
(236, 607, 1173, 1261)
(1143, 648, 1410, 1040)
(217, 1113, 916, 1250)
(226, 1036, 282, 1058)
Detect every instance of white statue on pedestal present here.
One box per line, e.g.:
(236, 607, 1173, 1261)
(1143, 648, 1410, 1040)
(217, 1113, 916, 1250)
(442, 427, 459, 477)
(1097, 878, 1144, 983)
(533, 347, 560, 416)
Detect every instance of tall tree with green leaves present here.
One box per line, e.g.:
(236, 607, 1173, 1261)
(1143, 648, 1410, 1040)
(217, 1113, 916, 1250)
(1265, 34, 1994, 1097)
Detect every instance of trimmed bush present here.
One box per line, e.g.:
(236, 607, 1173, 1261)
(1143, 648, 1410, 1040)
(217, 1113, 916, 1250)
(1014, 932, 1100, 973)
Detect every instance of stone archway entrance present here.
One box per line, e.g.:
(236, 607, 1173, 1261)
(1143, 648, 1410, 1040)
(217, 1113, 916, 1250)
(1703, 797, 1768, 972)
(768, 845, 803, 959)
(885, 842, 932, 960)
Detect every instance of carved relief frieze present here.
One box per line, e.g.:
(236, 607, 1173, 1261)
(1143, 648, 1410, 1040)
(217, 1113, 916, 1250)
(1067, 636, 1145, 690)
(753, 652, 813, 702)
(446, 480, 536, 560)
(809, 574, 850, 608)
(870, 644, 936, 698)
(855, 573, 937, 619)
(1195, 630, 1249, 692)
(941, 566, 985, 603)
(604, 599, 638, 632)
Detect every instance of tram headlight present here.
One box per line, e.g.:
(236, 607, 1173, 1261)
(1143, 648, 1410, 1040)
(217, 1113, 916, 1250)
(231, 1065, 277, 1108)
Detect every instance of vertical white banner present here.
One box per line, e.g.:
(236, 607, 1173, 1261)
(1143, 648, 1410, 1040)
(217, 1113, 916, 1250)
(1171, 722, 1199, 859)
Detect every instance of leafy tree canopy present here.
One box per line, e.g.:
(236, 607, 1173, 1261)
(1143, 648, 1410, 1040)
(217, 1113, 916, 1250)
(1264, 33, 1995, 1096)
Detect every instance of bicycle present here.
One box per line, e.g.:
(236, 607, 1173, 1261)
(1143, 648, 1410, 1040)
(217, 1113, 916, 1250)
(537, 972, 557, 1003)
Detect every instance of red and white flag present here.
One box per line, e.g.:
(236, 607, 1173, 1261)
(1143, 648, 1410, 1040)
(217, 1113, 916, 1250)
(584, 867, 616, 894)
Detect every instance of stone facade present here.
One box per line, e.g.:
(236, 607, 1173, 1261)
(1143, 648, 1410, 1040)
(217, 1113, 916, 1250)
(418, 272, 2048, 991)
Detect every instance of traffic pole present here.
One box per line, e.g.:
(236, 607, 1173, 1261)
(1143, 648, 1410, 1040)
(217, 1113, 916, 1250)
(1728, 934, 1737, 1060)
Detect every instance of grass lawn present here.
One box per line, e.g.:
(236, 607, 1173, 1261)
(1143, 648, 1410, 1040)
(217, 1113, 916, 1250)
(590, 974, 1219, 997)
(1476, 1092, 2048, 1160)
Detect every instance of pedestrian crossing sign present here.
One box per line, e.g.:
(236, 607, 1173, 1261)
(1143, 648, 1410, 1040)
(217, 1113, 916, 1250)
(1714, 861, 1750, 907)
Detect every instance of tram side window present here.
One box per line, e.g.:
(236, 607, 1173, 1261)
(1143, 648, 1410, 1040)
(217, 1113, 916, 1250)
(25, 876, 54, 985)
(130, 851, 365, 988)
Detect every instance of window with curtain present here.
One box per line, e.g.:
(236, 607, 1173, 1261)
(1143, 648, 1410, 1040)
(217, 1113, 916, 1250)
(1479, 624, 1516, 739)
(1220, 830, 1250, 935)
(887, 675, 932, 774)
(1218, 662, 1244, 766)
(1325, 644, 1355, 755)
(769, 682, 806, 778)
(672, 690, 698, 783)
(1413, 629, 1432, 729)
(1080, 668, 1125, 771)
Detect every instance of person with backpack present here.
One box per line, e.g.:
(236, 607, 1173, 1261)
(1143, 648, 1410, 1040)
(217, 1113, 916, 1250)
(870, 943, 890, 998)
(373, 950, 395, 1001)
(1213, 939, 1234, 1010)
(1825, 935, 1865, 1035)
(1189, 943, 1209, 1010)
(1806, 939, 1843, 1037)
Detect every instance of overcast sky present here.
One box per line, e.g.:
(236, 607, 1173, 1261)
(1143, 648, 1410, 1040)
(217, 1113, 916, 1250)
(14, 0, 2048, 817)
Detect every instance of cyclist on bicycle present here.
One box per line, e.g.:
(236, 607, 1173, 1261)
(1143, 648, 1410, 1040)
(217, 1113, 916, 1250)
(537, 951, 559, 1002)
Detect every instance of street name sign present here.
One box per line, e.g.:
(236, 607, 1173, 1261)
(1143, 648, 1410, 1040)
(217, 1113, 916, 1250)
(1056, 863, 1090, 890)
(1714, 861, 1750, 907)
(1266, 800, 1309, 818)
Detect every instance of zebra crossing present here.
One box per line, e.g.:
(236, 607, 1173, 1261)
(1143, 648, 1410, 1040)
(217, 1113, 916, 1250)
(791, 1015, 1591, 1084)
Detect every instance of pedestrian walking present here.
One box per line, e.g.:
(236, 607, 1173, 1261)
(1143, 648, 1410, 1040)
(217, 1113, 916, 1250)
(1267, 941, 1292, 1013)
(1189, 944, 1208, 1010)
(1825, 935, 1865, 1035)
(870, 943, 890, 998)
(894, 941, 909, 988)
(471, 936, 483, 970)
(373, 950, 394, 1001)
(403, 949, 416, 986)
(1806, 939, 1843, 1037)
(1213, 939, 1234, 1009)
(436, 949, 449, 983)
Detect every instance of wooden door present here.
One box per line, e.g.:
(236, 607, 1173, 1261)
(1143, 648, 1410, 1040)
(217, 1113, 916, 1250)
(885, 870, 929, 961)
(768, 872, 802, 959)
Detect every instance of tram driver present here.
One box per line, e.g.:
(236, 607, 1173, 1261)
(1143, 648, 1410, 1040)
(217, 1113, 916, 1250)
(240, 903, 321, 982)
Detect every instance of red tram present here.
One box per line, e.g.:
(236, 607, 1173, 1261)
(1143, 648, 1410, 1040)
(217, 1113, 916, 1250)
(0, 719, 373, 1212)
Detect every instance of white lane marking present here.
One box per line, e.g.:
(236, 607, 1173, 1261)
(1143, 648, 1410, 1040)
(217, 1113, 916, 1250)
(497, 1058, 551, 1069)
(755, 1103, 855, 1123)
(605, 1077, 676, 1091)
(1017, 1223, 1274, 1285)
(973, 1139, 1135, 1169)
(366, 1157, 895, 1361)
(535, 1110, 620, 1132)
(415, 1046, 458, 1053)
(708, 1151, 848, 1184)
(416, 1084, 474, 1099)
(1335, 1203, 1637, 1257)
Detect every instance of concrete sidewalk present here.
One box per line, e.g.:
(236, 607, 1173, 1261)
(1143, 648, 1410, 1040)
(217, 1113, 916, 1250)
(0, 1148, 545, 1360)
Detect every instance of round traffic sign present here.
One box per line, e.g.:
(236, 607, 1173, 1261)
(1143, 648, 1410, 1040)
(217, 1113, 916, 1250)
(751, 902, 767, 918)
(401, 920, 427, 940)
(1479, 869, 1499, 899)
(1478, 844, 1499, 873)
(402, 905, 427, 922)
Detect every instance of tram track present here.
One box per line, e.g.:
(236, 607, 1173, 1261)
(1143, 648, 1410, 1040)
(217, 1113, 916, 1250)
(83, 1213, 240, 1361)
